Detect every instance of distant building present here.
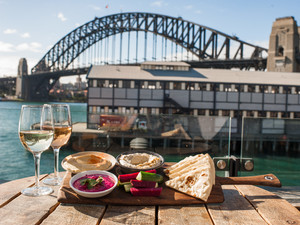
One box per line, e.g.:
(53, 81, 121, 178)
(86, 62, 300, 135)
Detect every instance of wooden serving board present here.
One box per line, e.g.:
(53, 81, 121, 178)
(57, 165, 224, 205)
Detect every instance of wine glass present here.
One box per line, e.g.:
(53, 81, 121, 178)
(19, 104, 54, 196)
(43, 104, 72, 186)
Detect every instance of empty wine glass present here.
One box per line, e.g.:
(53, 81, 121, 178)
(19, 104, 54, 196)
(43, 104, 72, 186)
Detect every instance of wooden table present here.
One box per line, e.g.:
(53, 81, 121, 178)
(0, 173, 300, 225)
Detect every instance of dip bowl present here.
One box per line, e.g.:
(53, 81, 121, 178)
(116, 150, 164, 173)
(69, 170, 118, 198)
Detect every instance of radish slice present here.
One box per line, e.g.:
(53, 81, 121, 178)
(131, 179, 158, 188)
(130, 187, 162, 196)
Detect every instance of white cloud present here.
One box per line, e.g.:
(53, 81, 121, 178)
(15, 42, 42, 53)
(185, 5, 193, 10)
(0, 55, 39, 76)
(195, 10, 202, 14)
(89, 5, 101, 11)
(0, 56, 20, 76)
(0, 41, 14, 52)
(151, 1, 167, 7)
(21, 32, 30, 38)
(3, 28, 17, 34)
(58, 12, 67, 22)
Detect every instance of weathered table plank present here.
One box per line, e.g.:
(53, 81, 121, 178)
(207, 185, 268, 225)
(236, 185, 300, 225)
(1, 173, 300, 225)
(0, 186, 60, 224)
(41, 204, 106, 225)
(100, 205, 155, 225)
(158, 205, 213, 225)
(263, 186, 300, 209)
(0, 174, 48, 207)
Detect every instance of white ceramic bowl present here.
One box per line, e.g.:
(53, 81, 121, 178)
(69, 170, 118, 198)
(116, 150, 164, 173)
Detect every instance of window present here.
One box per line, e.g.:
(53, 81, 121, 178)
(173, 82, 181, 90)
(134, 81, 141, 89)
(188, 83, 195, 91)
(148, 81, 156, 89)
(97, 80, 105, 87)
(123, 80, 131, 88)
(166, 66, 174, 70)
(214, 84, 221, 91)
(270, 112, 278, 118)
(108, 80, 116, 88)
(247, 85, 255, 92)
(222, 110, 230, 116)
(164, 82, 170, 90)
(258, 111, 266, 117)
(294, 112, 300, 118)
(278, 46, 284, 56)
(224, 84, 231, 92)
(246, 111, 254, 117)
(200, 83, 208, 91)
(265, 86, 278, 94)
(198, 109, 206, 115)
(296, 87, 300, 94)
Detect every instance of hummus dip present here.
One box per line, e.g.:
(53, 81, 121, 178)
(64, 154, 112, 173)
(119, 153, 161, 169)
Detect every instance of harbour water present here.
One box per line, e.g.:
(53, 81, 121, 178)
(0, 101, 299, 185)
(0, 101, 86, 182)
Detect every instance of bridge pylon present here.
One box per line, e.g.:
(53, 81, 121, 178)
(16, 58, 28, 99)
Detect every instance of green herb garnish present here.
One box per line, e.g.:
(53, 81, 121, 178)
(80, 176, 104, 189)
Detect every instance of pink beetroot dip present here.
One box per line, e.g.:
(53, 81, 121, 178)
(73, 174, 115, 192)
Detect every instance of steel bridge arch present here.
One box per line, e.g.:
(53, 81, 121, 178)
(32, 12, 268, 74)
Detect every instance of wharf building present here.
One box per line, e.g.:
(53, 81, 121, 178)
(87, 61, 300, 125)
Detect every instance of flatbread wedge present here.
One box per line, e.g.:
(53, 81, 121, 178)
(165, 153, 215, 202)
(168, 154, 213, 180)
(165, 166, 214, 202)
(164, 154, 203, 175)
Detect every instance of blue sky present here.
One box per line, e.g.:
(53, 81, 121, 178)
(0, 0, 300, 82)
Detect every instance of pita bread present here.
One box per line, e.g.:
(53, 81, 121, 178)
(164, 154, 200, 175)
(167, 154, 209, 179)
(165, 154, 215, 201)
(165, 167, 213, 201)
(63, 154, 112, 173)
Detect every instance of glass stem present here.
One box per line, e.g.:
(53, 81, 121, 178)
(53, 148, 60, 179)
(34, 153, 41, 188)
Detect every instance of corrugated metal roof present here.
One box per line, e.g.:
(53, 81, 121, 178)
(87, 65, 300, 86)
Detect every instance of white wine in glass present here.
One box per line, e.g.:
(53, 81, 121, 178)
(43, 104, 72, 186)
(19, 104, 54, 196)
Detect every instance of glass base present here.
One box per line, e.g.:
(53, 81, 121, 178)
(21, 186, 53, 197)
(43, 176, 63, 186)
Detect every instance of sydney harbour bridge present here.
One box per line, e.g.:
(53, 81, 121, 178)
(1, 12, 268, 101)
